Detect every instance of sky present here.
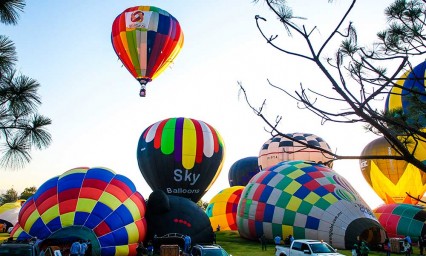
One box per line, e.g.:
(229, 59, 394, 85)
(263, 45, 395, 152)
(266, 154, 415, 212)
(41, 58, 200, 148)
(0, 0, 402, 210)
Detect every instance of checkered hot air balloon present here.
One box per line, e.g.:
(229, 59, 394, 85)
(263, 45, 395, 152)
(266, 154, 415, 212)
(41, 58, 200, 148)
(258, 133, 334, 170)
(236, 160, 386, 249)
(15, 167, 147, 256)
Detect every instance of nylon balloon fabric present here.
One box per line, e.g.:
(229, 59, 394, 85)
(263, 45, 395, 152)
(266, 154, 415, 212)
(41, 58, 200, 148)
(16, 167, 147, 256)
(111, 6, 184, 93)
(258, 133, 334, 170)
(206, 186, 244, 231)
(385, 61, 426, 128)
(237, 160, 385, 249)
(360, 136, 426, 204)
(137, 117, 225, 202)
(373, 203, 426, 238)
(228, 157, 260, 187)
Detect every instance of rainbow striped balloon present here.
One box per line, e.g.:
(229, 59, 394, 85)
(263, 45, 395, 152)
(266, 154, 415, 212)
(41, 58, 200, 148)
(16, 167, 147, 256)
(137, 117, 225, 202)
(206, 186, 244, 231)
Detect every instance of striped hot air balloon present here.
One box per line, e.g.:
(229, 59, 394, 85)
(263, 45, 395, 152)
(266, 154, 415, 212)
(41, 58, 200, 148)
(111, 6, 184, 97)
(206, 186, 244, 231)
(137, 117, 225, 202)
(16, 167, 147, 256)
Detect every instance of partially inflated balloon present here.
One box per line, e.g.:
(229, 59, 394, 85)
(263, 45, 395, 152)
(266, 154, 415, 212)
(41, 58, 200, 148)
(10, 223, 32, 240)
(373, 204, 426, 238)
(206, 186, 244, 231)
(17, 167, 147, 256)
(145, 190, 214, 245)
(111, 6, 184, 96)
(237, 160, 385, 249)
(137, 117, 225, 202)
(259, 133, 333, 170)
(0, 199, 25, 228)
(360, 136, 426, 204)
(385, 61, 426, 127)
(228, 157, 260, 187)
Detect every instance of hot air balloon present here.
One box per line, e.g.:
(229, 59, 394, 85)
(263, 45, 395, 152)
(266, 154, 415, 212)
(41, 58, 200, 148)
(360, 136, 426, 204)
(237, 160, 386, 249)
(373, 203, 426, 239)
(111, 6, 184, 97)
(228, 157, 260, 187)
(385, 61, 426, 127)
(206, 186, 244, 231)
(9, 223, 32, 240)
(145, 190, 214, 247)
(0, 199, 25, 231)
(258, 133, 334, 170)
(16, 167, 147, 256)
(137, 117, 225, 202)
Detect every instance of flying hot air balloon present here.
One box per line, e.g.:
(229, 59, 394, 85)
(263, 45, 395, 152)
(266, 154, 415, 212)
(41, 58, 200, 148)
(258, 133, 334, 170)
(360, 136, 426, 204)
(136, 117, 225, 202)
(111, 6, 184, 97)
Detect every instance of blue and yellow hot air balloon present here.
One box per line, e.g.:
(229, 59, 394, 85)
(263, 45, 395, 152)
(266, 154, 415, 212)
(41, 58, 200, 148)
(385, 61, 426, 127)
(15, 167, 147, 256)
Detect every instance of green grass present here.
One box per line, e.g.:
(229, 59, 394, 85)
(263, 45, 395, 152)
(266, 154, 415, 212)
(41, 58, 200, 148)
(1, 230, 419, 256)
(215, 231, 416, 256)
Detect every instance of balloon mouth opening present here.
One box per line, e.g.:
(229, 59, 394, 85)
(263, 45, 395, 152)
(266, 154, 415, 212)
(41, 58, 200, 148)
(345, 218, 386, 250)
(137, 78, 152, 85)
(41, 226, 100, 255)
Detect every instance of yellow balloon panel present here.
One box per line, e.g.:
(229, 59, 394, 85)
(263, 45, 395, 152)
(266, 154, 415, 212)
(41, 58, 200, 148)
(206, 186, 244, 231)
(360, 136, 426, 204)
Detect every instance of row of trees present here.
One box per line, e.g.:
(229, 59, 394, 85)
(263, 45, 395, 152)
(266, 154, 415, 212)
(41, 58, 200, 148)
(0, 0, 52, 169)
(243, 0, 426, 178)
(0, 186, 36, 205)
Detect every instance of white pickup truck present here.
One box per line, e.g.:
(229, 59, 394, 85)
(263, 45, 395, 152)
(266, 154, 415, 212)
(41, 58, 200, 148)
(275, 239, 345, 256)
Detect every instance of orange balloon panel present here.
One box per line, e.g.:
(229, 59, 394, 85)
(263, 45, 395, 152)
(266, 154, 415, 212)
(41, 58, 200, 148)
(205, 186, 244, 231)
(360, 136, 426, 204)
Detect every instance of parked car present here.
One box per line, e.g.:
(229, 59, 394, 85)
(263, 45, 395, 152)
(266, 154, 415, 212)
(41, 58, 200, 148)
(0, 239, 40, 256)
(275, 239, 344, 256)
(190, 244, 230, 256)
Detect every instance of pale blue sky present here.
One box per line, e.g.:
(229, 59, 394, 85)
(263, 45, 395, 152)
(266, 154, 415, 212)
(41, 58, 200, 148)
(0, 0, 401, 209)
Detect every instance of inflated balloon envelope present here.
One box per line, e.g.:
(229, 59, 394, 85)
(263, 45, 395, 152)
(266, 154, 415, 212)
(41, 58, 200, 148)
(373, 203, 426, 239)
(12, 167, 147, 256)
(111, 6, 184, 97)
(137, 117, 226, 202)
(360, 136, 426, 205)
(237, 160, 386, 250)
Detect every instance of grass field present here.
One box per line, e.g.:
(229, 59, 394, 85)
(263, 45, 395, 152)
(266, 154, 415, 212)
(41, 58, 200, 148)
(215, 231, 415, 256)
(0, 230, 417, 256)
